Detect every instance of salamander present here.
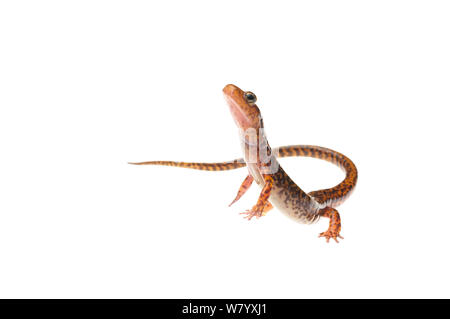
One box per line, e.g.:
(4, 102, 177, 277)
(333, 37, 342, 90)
(130, 84, 358, 243)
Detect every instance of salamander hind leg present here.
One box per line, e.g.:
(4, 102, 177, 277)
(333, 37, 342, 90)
(318, 207, 344, 243)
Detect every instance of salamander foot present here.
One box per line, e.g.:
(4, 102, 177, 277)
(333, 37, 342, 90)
(318, 207, 343, 243)
(240, 202, 273, 220)
(319, 230, 344, 243)
(240, 209, 262, 220)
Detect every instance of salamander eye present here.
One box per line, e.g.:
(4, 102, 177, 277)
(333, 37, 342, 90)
(244, 91, 257, 105)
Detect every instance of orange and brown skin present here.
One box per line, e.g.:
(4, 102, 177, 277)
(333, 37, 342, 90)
(130, 84, 358, 243)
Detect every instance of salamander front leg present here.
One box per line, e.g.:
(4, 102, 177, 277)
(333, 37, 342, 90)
(318, 207, 344, 243)
(240, 175, 274, 220)
(261, 201, 273, 216)
(229, 175, 254, 206)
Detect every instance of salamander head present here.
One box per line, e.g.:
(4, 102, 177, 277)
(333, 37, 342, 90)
(223, 84, 263, 131)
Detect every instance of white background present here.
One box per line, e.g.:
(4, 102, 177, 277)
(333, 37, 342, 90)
(1, 1, 449, 298)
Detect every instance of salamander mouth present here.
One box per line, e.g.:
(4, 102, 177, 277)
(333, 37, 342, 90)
(225, 94, 252, 128)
